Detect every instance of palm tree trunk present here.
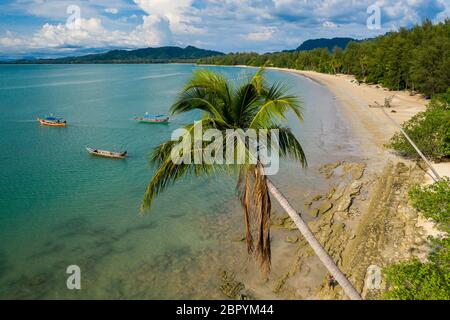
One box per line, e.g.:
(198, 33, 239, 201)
(265, 177, 362, 300)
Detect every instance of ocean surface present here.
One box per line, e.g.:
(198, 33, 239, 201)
(0, 64, 362, 299)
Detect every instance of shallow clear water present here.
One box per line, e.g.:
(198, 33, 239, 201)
(0, 64, 361, 299)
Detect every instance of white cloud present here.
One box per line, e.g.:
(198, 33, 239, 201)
(0, 15, 173, 54)
(105, 8, 119, 15)
(0, 36, 26, 47)
(32, 18, 107, 48)
(245, 27, 277, 41)
(133, 0, 205, 34)
(322, 21, 338, 28)
(119, 14, 139, 23)
(127, 15, 173, 47)
(0, 0, 448, 57)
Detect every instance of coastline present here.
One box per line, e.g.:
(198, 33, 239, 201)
(252, 66, 448, 299)
(195, 64, 446, 299)
(1, 63, 447, 299)
(268, 67, 449, 178)
(269, 68, 427, 149)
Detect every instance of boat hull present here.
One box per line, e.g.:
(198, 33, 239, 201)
(134, 117, 169, 124)
(86, 147, 127, 159)
(37, 118, 67, 127)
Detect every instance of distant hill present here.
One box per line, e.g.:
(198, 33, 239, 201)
(5, 46, 224, 64)
(296, 37, 357, 52)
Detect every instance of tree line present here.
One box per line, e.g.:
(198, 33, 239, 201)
(198, 20, 450, 97)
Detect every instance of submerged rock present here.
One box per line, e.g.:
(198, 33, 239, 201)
(319, 161, 343, 179)
(336, 181, 363, 212)
(343, 163, 366, 180)
(317, 200, 333, 215)
(310, 208, 320, 218)
(285, 235, 299, 244)
(272, 215, 297, 230)
(304, 194, 323, 208)
(219, 271, 247, 299)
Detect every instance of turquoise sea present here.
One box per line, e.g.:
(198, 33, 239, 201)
(0, 64, 362, 299)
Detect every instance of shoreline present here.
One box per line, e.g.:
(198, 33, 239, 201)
(265, 66, 450, 179)
(197, 64, 440, 299)
(268, 67, 427, 149)
(200, 63, 434, 165)
(1, 63, 446, 299)
(255, 66, 448, 299)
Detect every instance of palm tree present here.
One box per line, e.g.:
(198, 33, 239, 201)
(141, 67, 362, 300)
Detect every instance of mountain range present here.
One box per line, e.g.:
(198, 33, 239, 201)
(296, 37, 357, 52)
(5, 46, 225, 64)
(2, 38, 358, 64)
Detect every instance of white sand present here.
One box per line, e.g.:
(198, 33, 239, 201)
(269, 68, 450, 179)
(270, 68, 427, 145)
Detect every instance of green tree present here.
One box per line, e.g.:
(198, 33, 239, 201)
(384, 179, 450, 300)
(388, 89, 450, 160)
(141, 68, 362, 300)
(409, 177, 450, 230)
(198, 20, 450, 97)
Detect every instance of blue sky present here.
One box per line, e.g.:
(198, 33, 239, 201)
(0, 0, 449, 58)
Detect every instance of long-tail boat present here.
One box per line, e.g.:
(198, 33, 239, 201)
(86, 147, 127, 159)
(37, 116, 67, 127)
(134, 113, 169, 124)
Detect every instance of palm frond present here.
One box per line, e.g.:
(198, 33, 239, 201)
(270, 126, 307, 167)
(142, 120, 230, 212)
(171, 69, 234, 123)
(251, 65, 267, 95)
(249, 81, 302, 129)
(232, 82, 260, 127)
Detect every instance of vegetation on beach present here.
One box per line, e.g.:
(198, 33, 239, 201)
(198, 20, 450, 97)
(387, 89, 450, 161)
(383, 247, 450, 300)
(383, 178, 450, 300)
(409, 178, 450, 230)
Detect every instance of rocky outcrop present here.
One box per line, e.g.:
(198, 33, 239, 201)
(267, 160, 429, 300)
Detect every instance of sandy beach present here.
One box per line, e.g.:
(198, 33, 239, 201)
(272, 68, 427, 147)
(269, 68, 449, 180)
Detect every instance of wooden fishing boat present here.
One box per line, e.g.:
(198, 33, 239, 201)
(37, 116, 67, 127)
(134, 113, 169, 124)
(86, 147, 127, 159)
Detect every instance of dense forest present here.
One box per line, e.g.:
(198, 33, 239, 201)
(5, 46, 224, 64)
(198, 20, 450, 97)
